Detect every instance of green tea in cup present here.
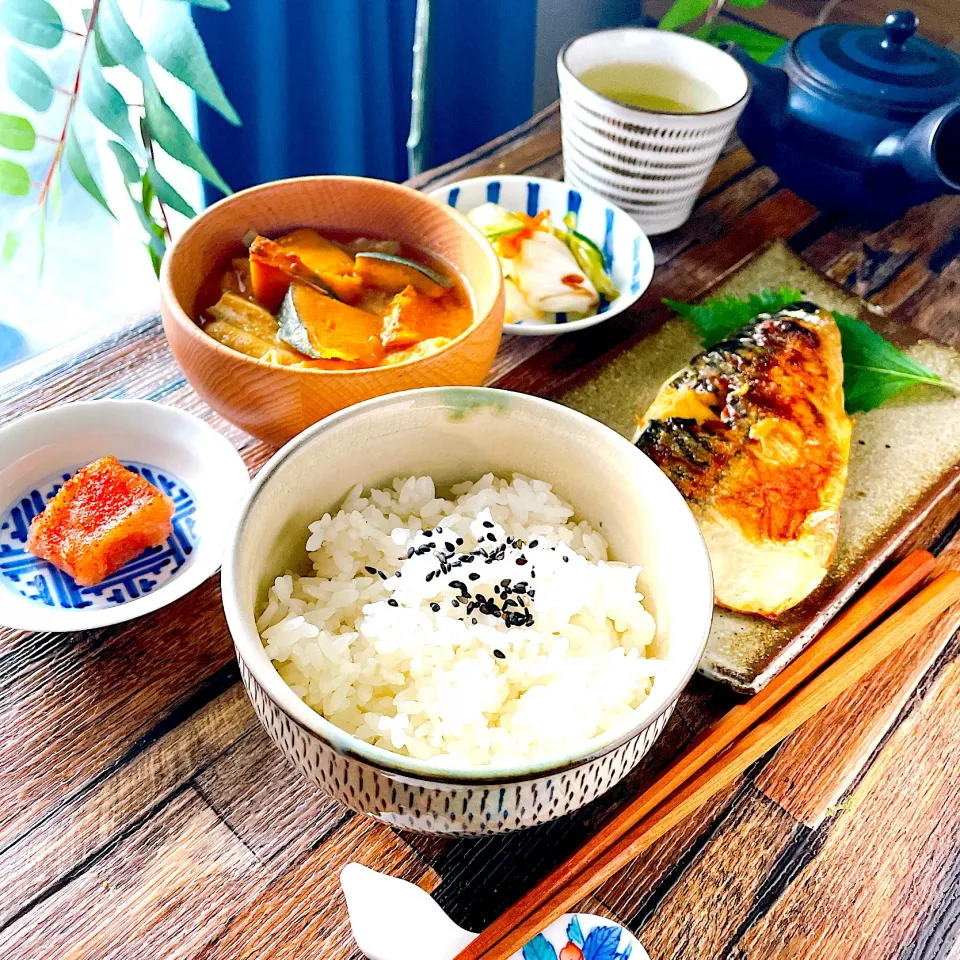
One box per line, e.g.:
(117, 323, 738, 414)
(577, 61, 726, 114)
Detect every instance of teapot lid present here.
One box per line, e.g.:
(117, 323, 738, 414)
(790, 9, 960, 114)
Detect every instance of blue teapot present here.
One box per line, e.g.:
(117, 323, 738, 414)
(728, 10, 960, 214)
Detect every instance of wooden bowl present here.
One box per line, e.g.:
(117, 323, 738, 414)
(160, 176, 505, 446)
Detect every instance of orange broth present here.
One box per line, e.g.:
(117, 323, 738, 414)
(195, 228, 475, 370)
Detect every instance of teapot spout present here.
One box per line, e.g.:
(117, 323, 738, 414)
(887, 102, 960, 192)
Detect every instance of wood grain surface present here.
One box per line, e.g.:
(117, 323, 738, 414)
(4, 65, 960, 960)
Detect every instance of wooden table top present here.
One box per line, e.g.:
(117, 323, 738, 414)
(3, 103, 960, 960)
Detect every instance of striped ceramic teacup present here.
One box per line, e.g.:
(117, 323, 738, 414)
(558, 28, 750, 235)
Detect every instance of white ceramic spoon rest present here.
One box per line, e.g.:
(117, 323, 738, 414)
(341, 864, 651, 960)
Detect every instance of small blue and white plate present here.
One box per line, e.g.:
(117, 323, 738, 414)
(0, 400, 249, 633)
(430, 175, 654, 336)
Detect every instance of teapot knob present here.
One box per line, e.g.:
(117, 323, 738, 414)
(881, 9, 919, 52)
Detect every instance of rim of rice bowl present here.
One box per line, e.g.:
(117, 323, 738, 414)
(223, 388, 713, 784)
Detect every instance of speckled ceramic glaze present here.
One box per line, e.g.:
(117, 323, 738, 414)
(222, 387, 713, 834)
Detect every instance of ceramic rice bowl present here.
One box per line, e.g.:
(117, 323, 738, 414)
(222, 387, 713, 834)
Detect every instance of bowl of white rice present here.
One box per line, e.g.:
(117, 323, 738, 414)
(222, 387, 713, 834)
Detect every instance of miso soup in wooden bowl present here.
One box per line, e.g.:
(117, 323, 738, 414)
(160, 176, 505, 446)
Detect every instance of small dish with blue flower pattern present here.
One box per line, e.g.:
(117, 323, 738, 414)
(0, 400, 249, 633)
(429, 175, 654, 336)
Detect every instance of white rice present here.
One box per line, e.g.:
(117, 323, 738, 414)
(258, 474, 660, 767)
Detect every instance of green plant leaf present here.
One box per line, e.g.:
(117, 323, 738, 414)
(80, 51, 137, 146)
(726, 0, 770, 7)
(708, 24, 787, 62)
(93, 26, 119, 67)
(146, 159, 197, 217)
(65, 124, 115, 217)
(141, 0, 240, 124)
(142, 72, 230, 193)
(1, 226, 20, 264)
(833, 311, 958, 412)
(107, 139, 141, 182)
(665, 285, 803, 346)
(147, 239, 162, 275)
(658, 0, 711, 31)
(0, 111, 35, 150)
(0, 0, 63, 49)
(6, 46, 53, 111)
(97, 0, 147, 76)
(0, 157, 29, 195)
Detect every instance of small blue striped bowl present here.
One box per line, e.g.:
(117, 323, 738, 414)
(429, 175, 654, 336)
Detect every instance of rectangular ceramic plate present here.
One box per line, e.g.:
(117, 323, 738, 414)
(559, 240, 960, 692)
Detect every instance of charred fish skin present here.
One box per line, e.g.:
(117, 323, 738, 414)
(636, 304, 852, 618)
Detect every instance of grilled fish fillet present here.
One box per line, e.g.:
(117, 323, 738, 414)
(635, 303, 852, 617)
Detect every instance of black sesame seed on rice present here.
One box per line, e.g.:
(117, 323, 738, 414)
(469, 572, 480, 581)
(364, 565, 377, 574)
(387, 598, 398, 607)
(430, 602, 441, 612)
(493, 649, 506, 659)
(483, 520, 494, 529)
(377, 570, 387, 579)
(529, 539, 538, 548)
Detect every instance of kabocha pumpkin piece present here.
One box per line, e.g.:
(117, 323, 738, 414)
(248, 235, 340, 311)
(27, 456, 175, 587)
(277, 229, 364, 302)
(278, 281, 384, 365)
(381, 285, 473, 348)
(354, 251, 453, 298)
(219, 258, 257, 302)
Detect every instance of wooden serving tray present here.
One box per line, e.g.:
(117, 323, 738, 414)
(558, 240, 960, 692)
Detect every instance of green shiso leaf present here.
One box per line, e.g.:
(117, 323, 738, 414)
(832, 311, 957, 413)
(664, 285, 802, 347)
(664, 290, 958, 414)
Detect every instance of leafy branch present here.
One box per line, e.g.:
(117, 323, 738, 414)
(0, 0, 239, 276)
(657, 0, 786, 62)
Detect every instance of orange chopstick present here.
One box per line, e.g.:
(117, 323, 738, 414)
(455, 551, 940, 960)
